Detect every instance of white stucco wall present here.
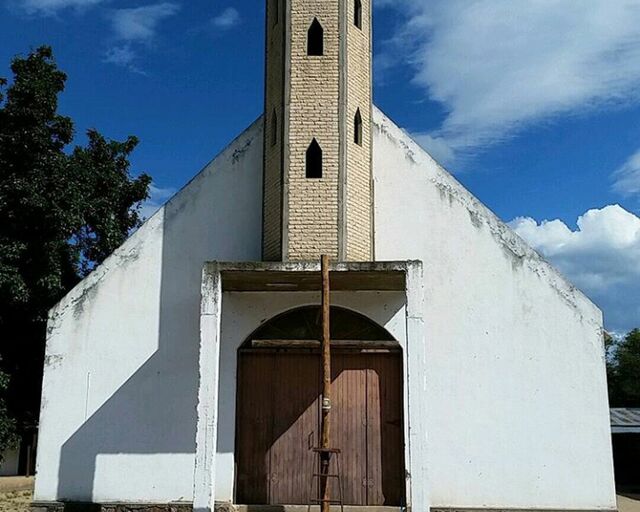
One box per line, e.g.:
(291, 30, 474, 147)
(34, 119, 264, 503)
(372, 107, 616, 510)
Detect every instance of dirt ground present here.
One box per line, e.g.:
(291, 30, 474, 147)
(0, 477, 32, 512)
(0, 479, 33, 494)
(619, 495, 640, 512)
(0, 489, 31, 512)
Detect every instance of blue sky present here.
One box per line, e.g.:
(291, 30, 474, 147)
(1, 0, 639, 333)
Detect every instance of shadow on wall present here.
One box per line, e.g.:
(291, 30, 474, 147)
(55, 121, 264, 501)
(56, 204, 199, 499)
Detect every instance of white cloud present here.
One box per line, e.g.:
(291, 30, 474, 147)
(211, 7, 240, 29)
(613, 148, 640, 199)
(104, 44, 135, 65)
(139, 183, 176, 221)
(379, 0, 640, 160)
(103, 44, 148, 74)
(509, 204, 640, 332)
(16, 0, 103, 15)
(109, 2, 180, 42)
(104, 2, 179, 71)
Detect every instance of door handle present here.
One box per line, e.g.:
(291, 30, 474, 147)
(308, 431, 314, 450)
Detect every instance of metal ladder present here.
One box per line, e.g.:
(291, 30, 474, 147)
(307, 447, 345, 512)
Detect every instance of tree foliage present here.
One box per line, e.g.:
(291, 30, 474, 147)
(607, 328, 640, 407)
(0, 46, 151, 454)
(0, 367, 18, 465)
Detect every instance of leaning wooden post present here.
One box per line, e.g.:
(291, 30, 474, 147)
(320, 254, 331, 512)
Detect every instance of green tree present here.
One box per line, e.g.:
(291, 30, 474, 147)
(607, 329, 640, 407)
(0, 367, 18, 465)
(0, 46, 151, 455)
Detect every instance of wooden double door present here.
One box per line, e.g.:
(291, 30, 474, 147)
(235, 350, 405, 506)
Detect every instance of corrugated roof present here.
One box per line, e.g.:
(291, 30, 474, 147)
(611, 408, 640, 433)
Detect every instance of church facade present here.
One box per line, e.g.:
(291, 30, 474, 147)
(32, 1, 616, 512)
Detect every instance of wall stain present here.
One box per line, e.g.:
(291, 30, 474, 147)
(48, 242, 143, 322)
(44, 354, 64, 369)
(375, 112, 596, 322)
(468, 210, 483, 229)
(232, 137, 254, 164)
(373, 118, 417, 164)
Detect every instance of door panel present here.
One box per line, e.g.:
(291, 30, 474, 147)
(331, 354, 367, 505)
(270, 354, 320, 504)
(236, 351, 405, 506)
(367, 354, 405, 505)
(235, 352, 274, 504)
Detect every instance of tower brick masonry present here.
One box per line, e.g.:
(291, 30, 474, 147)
(262, 0, 373, 261)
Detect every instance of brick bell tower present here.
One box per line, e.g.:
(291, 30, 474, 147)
(262, 0, 373, 262)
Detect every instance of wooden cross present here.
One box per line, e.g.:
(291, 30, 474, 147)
(320, 254, 331, 512)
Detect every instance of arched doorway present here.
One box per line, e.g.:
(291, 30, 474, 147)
(235, 306, 406, 506)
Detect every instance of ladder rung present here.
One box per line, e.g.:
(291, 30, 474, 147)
(310, 499, 343, 504)
(312, 473, 340, 478)
(312, 447, 341, 454)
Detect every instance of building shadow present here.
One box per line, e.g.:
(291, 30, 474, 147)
(56, 120, 264, 502)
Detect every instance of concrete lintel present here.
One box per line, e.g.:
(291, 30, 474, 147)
(204, 260, 418, 273)
(202, 260, 420, 292)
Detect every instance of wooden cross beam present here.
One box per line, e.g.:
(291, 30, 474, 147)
(321, 254, 331, 512)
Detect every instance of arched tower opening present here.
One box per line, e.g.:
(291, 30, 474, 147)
(271, 109, 278, 147)
(354, 0, 362, 28)
(306, 138, 323, 178)
(307, 18, 324, 56)
(354, 108, 363, 146)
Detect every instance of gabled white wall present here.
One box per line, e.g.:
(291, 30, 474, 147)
(372, 107, 616, 510)
(34, 119, 264, 504)
(36, 106, 616, 510)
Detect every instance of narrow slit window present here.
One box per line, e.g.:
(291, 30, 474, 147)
(306, 139, 323, 178)
(307, 18, 324, 56)
(272, 0, 279, 27)
(271, 110, 278, 147)
(354, 0, 362, 29)
(354, 108, 363, 146)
